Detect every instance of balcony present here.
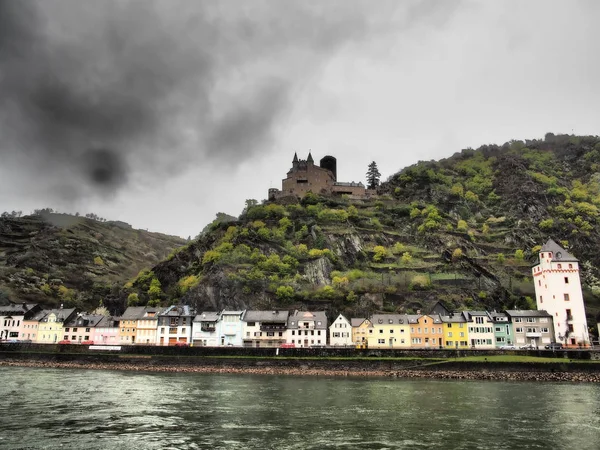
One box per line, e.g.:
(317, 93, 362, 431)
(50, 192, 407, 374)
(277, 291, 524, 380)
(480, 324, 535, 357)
(298, 324, 315, 330)
(525, 332, 542, 338)
(260, 324, 287, 332)
(200, 325, 216, 332)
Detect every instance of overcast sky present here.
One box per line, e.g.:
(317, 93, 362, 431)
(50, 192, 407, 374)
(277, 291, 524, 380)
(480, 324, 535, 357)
(1, 0, 599, 238)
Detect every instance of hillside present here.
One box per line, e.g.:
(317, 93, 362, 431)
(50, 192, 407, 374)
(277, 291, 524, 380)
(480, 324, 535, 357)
(116, 134, 600, 334)
(0, 213, 186, 310)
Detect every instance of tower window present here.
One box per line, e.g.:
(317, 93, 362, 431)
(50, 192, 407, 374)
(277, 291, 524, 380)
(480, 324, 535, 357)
(564, 277, 569, 284)
(557, 264, 562, 269)
(564, 293, 570, 301)
(539, 296, 543, 303)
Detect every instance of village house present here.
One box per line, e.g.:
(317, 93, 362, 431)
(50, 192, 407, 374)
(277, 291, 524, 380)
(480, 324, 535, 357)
(506, 310, 554, 349)
(93, 316, 120, 345)
(328, 314, 353, 347)
(36, 308, 77, 343)
(216, 310, 245, 346)
(117, 306, 144, 345)
(440, 313, 469, 349)
(157, 305, 195, 346)
(532, 239, 590, 347)
(367, 314, 412, 349)
(0, 303, 41, 342)
(351, 318, 371, 348)
(489, 311, 513, 348)
(242, 310, 289, 348)
(135, 307, 162, 345)
(410, 314, 444, 349)
(286, 311, 327, 348)
(464, 311, 496, 349)
(63, 313, 105, 343)
(22, 309, 48, 342)
(192, 312, 220, 346)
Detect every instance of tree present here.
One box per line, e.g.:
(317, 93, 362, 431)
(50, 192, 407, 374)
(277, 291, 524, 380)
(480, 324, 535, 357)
(366, 161, 381, 189)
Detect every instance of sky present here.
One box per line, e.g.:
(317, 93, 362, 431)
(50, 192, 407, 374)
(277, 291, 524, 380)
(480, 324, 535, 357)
(1, 0, 599, 238)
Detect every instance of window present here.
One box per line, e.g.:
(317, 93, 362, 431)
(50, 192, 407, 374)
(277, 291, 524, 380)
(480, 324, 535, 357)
(564, 277, 569, 284)
(247, 322, 255, 327)
(292, 330, 295, 335)
(557, 264, 562, 269)
(447, 341, 453, 346)
(73, 328, 78, 332)
(514, 318, 522, 323)
(495, 327, 501, 332)
(541, 328, 549, 333)
(540, 296, 543, 304)
(389, 329, 394, 333)
(379, 329, 383, 334)
(569, 264, 573, 269)
(448, 323, 452, 328)
(378, 339, 385, 344)
(424, 328, 428, 333)
(564, 293, 570, 301)
(515, 328, 523, 333)
(538, 280, 541, 286)
(526, 318, 535, 323)
(448, 332, 453, 338)
(65, 328, 70, 332)
(540, 318, 548, 323)
(333, 332, 340, 338)
(459, 332, 464, 337)
(475, 317, 484, 324)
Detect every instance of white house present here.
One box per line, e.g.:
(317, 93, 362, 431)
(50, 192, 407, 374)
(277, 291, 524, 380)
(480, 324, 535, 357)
(464, 311, 496, 349)
(216, 310, 245, 346)
(328, 314, 352, 346)
(192, 312, 220, 346)
(286, 310, 327, 347)
(0, 303, 41, 341)
(156, 305, 194, 346)
(242, 310, 289, 348)
(532, 239, 590, 347)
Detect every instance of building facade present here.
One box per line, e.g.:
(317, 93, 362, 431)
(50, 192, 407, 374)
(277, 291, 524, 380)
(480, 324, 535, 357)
(0, 303, 41, 341)
(242, 310, 289, 348)
(329, 314, 353, 347)
(506, 310, 554, 348)
(216, 311, 245, 346)
(268, 153, 374, 200)
(351, 318, 371, 348)
(157, 305, 194, 346)
(441, 313, 469, 349)
(532, 239, 590, 347)
(367, 314, 412, 349)
(36, 308, 77, 343)
(63, 314, 105, 343)
(192, 312, 220, 346)
(465, 311, 496, 349)
(489, 312, 513, 347)
(410, 315, 444, 349)
(286, 311, 327, 347)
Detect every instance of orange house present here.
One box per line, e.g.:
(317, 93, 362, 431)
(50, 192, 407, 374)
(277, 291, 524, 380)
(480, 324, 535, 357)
(410, 314, 444, 349)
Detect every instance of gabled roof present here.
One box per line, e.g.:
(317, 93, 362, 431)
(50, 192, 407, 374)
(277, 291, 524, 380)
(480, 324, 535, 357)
(39, 308, 77, 323)
(159, 305, 194, 317)
(540, 239, 578, 262)
(488, 312, 509, 322)
(350, 318, 367, 327)
(96, 316, 118, 328)
(505, 309, 552, 318)
(194, 312, 220, 322)
(287, 311, 327, 329)
(330, 314, 350, 325)
(0, 303, 39, 316)
(117, 306, 146, 321)
(243, 310, 290, 323)
(370, 314, 412, 325)
(65, 314, 106, 328)
(440, 314, 467, 323)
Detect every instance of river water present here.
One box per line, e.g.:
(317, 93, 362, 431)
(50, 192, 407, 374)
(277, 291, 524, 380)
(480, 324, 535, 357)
(1, 367, 599, 449)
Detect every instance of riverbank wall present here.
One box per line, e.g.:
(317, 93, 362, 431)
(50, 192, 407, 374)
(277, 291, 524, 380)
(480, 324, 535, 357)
(2, 345, 600, 382)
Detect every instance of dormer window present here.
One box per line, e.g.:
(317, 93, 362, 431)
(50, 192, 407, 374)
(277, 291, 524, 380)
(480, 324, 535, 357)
(557, 264, 562, 269)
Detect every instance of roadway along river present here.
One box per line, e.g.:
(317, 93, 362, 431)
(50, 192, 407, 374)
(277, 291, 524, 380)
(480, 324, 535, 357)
(1, 367, 599, 449)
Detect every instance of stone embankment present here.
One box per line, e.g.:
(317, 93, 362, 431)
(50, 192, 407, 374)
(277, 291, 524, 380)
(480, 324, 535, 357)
(2, 359, 599, 382)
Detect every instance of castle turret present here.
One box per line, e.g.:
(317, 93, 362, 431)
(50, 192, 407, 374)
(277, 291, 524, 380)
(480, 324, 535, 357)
(532, 239, 590, 347)
(307, 151, 314, 164)
(319, 155, 337, 181)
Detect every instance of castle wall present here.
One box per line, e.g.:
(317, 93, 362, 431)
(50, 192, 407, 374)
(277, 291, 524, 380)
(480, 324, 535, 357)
(281, 163, 336, 197)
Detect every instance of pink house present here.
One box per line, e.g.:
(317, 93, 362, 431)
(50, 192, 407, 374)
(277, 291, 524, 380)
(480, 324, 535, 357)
(93, 316, 120, 345)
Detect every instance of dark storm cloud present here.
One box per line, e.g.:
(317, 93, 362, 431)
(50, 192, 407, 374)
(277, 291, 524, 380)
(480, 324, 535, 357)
(0, 0, 441, 200)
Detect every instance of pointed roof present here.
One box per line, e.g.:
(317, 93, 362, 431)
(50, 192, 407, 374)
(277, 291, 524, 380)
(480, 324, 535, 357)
(293, 152, 298, 163)
(540, 239, 578, 262)
(307, 151, 314, 163)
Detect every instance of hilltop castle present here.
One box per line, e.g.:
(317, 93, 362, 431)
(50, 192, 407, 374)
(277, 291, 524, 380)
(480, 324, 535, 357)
(268, 152, 376, 201)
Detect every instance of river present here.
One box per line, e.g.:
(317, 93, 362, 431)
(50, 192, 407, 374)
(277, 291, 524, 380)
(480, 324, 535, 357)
(0, 367, 599, 449)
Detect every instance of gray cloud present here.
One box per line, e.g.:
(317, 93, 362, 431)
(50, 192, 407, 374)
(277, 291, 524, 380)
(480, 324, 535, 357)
(0, 0, 398, 200)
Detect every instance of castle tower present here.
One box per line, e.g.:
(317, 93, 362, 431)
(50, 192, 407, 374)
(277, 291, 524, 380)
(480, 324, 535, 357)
(307, 151, 314, 164)
(532, 239, 590, 347)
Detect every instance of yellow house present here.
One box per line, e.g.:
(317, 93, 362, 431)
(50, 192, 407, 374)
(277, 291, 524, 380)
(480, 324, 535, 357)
(351, 318, 372, 347)
(367, 314, 411, 349)
(440, 313, 469, 349)
(135, 307, 162, 345)
(36, 308, 77, 343)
